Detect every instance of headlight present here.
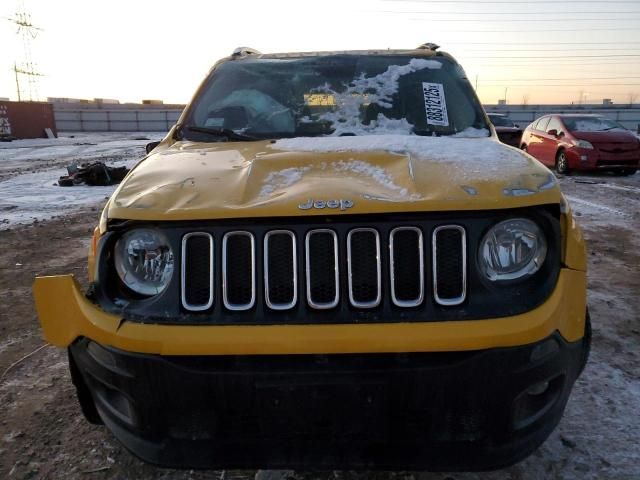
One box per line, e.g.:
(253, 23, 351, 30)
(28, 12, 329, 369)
(478, 218, 547, 282)
(114, 229, 174, 295)
(573, 139, 594, 149)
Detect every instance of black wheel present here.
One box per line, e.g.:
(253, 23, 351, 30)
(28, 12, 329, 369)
(521, 144, 528, 152)
(555, 150, 569, 174)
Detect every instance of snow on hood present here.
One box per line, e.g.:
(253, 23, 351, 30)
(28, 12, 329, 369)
(271, 133, 522, 176)
(106, 137, 561, 221)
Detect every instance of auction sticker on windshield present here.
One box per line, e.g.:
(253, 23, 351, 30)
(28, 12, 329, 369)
(422, 82, 449, 127)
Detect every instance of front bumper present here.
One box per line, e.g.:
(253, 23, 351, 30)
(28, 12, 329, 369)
(69, 330, 589, 470)
(35, 266, 589, 469)
(566, 147, 639, 171)
(33, 268, 587, 355)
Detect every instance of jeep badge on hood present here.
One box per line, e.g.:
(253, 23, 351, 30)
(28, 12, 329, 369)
(298, 198, 354, 211)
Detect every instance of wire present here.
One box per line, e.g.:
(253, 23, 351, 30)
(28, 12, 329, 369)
(409, 26, 639, 31)
(384, 0, 640, 3)
(399, 16, 640, 21)
(445, 42, 640, 45)
(458, 54, 640, 58)
(481, 76, 640, 81)
(385, 11, 640, 14)
(451, 48, 640, 52)
(480, 83, 640, 87)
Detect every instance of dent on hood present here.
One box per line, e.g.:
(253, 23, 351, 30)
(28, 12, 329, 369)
(107, 137, 562, 220)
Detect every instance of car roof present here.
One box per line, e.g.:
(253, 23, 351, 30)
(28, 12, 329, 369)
(219, 45, 454, 67)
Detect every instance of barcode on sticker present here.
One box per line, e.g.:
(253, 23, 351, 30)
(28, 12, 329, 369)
(422, 82, 449, 127)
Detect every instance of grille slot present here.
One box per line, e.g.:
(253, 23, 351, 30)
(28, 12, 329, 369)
(264, 230, 297, 310)
(432, 225, 466, 306)
(305, 229, 339, 309)
(390, 227, 424, 307)
(222, 231, 256, 311)
(347, 228, 381, 308)
(181, 233, 214, 311)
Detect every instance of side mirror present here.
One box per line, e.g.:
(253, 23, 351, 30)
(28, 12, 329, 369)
(515, 124, 520, 128)
(547, 129, 558, 137)
(145, 141, 161, 154)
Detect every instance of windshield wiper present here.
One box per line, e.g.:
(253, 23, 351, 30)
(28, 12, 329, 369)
(180, 125, 258, 141)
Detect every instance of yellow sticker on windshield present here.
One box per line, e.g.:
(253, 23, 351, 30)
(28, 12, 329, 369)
(304, 94, 336, 106)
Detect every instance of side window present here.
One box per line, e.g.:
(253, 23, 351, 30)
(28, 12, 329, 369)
(546, 117, 563, 134)
(536, 117, 550, 132)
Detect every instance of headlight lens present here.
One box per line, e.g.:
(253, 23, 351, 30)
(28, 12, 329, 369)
(114, 229, 174, 295)
(574, 139, 594, 149)
(478, 218, 547, 281)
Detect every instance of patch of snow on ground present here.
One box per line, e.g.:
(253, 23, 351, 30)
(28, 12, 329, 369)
(0, 132, 163, 229)
(564, 195, 629, 218)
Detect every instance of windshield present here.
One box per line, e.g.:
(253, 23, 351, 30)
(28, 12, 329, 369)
(181, 55, 489, 141)
(488, 114, 515, 128)
(563, 116, 626, 132)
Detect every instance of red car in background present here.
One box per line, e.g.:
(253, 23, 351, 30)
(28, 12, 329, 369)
(520, 114, 639, 176)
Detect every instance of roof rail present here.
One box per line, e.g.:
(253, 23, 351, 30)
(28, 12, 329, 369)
(417, 43, 440, 51)
(231, 47, 261, 58)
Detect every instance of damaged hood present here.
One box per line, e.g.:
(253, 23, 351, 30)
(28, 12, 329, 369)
(107, 136, 562, 221)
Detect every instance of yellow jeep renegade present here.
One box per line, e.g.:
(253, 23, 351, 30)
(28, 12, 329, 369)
(33, 44, 590, 471)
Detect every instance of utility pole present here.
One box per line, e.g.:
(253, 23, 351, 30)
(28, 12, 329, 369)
(503, 87, 508, 104)
(4, 1, 43, 101)
(14, 62, 21, 102)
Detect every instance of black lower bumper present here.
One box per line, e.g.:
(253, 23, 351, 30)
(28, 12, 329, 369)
(69, 331, 589, 471)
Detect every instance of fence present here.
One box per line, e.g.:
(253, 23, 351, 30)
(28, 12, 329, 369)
(53, 108, 183, 132)
(484, 104, 640, 131)
(53, 104, 640, 133)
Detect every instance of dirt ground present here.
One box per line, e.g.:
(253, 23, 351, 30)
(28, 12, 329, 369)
(1, 171, 639, 480)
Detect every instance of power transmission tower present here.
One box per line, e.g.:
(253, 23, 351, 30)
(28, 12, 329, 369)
(5, 0, 43, 101)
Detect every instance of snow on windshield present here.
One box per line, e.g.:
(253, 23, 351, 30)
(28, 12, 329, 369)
(306, 58, 442, 136)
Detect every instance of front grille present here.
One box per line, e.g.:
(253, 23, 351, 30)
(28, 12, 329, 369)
(181, 233, 213, 311)
(264, 230, 297, 310)
(181, 225, 467, 312)
(390, 227, 424, 307)
(222, 232, 255, 310)
(432, 226, 466, 306)
(305, 230, 339, 309)
(347, 228, 381, 308)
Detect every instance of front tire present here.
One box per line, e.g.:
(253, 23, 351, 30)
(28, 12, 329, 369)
(555, 150, 569, 175)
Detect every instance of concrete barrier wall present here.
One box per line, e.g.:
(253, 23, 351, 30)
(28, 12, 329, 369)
(484, 104, 640, 131)
(54, 108, 183, 132)
(53, 104, 640, 133)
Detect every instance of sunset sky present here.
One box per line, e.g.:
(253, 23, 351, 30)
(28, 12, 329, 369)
(1, 0, 639, 105)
